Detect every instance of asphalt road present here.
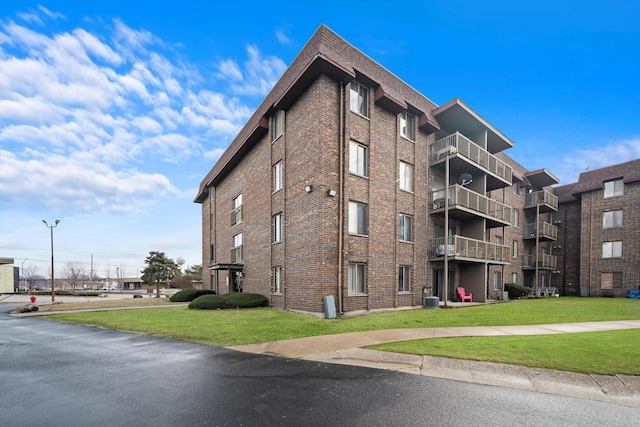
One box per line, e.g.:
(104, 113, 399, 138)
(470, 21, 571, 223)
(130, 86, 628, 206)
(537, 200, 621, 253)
(1, 304, 638, 426)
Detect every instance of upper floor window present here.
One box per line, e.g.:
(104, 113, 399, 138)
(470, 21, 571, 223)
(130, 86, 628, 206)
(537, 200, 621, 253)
(512, 240, 518, 258)
(602, 210, 623, 229)
(602, 241, 622, 258)
(512, 182, 520, 195)
(273, 161, 283, 192)
(399, 111, 414, 140)
(273, 110, 284, 141)
(495, 236, 503, 245)
(209, 186, 215, 201)
(604, 179, 623, 198)
(349, 81, 368, 117)
(512, 210, 519, 227)
(399, 214, 413, 242)
(349, 201, 368, 235)
(349, 141, 368, 177)
(231, 194, 242, 226)
(273, 213, 283, 243)
(398, 266, 411, 292)
(210, 214, 215, 232)
(273, 266, 283, 294)
(231, 233, 243, 263)
(399, 162, 413, 192)
(348, 262, 366, 294)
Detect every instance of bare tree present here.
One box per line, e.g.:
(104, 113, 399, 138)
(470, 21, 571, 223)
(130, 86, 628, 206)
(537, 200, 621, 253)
(63, 262, 88, 290)
(23, 264, 39, 290)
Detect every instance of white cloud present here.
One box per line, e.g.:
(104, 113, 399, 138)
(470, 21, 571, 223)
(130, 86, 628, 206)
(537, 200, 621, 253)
(215, 45, 286, 96)
(275, 29, 291, 45)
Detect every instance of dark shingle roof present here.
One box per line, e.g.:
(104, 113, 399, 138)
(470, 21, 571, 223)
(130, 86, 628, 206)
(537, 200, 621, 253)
(570, 158, 640, 195)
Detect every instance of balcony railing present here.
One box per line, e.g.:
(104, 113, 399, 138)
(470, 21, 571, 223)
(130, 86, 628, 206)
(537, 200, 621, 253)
(522, 254, 557, 269)
(230, 245, 243, 263)
(430, 235, 510, 263)
(431, 184, 511, 225)
(523, 222, 558, 240)
(430, 132, 512, 183)
(524, 190, 558, 211)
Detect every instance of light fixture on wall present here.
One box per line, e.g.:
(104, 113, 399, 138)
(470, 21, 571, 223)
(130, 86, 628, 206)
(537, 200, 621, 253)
(305, 185, 313, 193)
(326, 188, 337, 197)
(305, 184, 336, 197)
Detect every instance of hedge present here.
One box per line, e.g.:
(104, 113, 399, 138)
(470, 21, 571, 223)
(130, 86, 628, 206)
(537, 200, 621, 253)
(170, 289, 216, 302)
(504, 283, 532, 299)
(188, 292, 269, 310)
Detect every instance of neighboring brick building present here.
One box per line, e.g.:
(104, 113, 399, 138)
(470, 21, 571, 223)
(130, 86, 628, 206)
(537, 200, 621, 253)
(553, 159, 640, 297)
(195, 25, 571, 315)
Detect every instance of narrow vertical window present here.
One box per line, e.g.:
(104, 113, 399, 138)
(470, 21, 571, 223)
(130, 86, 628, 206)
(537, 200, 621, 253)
(348, 263, 366, 294)
(273, 267, 283, 294)
(349, 202, 368, 235)
(273, 110, 284, 141)
(349, 141, 368, 177)
(399, 162, 413, 192)
(273, 161, 283, 192)
(512, 240, 518, 258)
(512, 210, 519, 227)
(399, 214, 413, 242)
(273, 213, 282, 243)
(398, 266, 411, 292)
(231, 194, 242, 226)
(399, 112, 414, 140)
(349, 81, 368, 117)
(210, 214, 215, 232)
(511, 272, 517, 284)
(231, 233, 243, 263)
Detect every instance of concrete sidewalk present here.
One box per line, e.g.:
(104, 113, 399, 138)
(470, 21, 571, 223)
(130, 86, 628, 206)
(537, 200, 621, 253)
(230, 321, 640, 408)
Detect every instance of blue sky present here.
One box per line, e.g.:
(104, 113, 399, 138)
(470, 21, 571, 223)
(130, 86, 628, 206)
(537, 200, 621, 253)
(1, 1, 639, 280)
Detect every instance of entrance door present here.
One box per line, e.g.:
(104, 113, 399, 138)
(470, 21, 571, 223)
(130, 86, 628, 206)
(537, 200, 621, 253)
(433, 269, 456, 301)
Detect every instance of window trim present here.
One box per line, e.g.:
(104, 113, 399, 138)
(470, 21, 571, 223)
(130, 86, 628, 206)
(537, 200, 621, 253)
(399, 161, 414, 193)
(399, 111, 415, 141)
(349, 81, 368, 117)
(348, 262, 366, 294)
(399, 213, 413, 242)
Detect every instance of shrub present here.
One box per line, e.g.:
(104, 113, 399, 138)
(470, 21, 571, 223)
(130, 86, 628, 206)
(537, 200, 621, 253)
(505, 283, 532, 299)
(189, 294, 226, 309)
(188, 292, 269, 310)
(170, 289, 216, 302)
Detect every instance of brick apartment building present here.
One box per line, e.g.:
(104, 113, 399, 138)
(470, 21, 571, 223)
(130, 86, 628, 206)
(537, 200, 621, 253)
(195, 25, 614, 315)
(553, 159, 640, 297)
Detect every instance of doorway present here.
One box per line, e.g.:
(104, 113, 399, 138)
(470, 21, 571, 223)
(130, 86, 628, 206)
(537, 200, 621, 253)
(433, 269, 456, 302)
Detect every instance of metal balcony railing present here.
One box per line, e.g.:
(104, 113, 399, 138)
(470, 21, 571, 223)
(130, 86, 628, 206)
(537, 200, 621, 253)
(431, 185, 512, 225)
(430, 132, 512, 183)
(523, 222, 558, 240)
(524, 190, 558, 211)
(522, 254, 557, 269)
(430, 235, 510, 263)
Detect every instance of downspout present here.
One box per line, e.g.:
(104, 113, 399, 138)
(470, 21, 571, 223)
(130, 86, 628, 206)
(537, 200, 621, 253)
(337, 82, 344, 315)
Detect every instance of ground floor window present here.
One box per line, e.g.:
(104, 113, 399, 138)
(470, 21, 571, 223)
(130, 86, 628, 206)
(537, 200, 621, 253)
(493, 271, 502, 290)
(511, 272, 517, 284)
(398, 266, 410, 292)
(601, 272, 622, 290)
(348, 263, 366, 294)
(273, 267, 283, 294)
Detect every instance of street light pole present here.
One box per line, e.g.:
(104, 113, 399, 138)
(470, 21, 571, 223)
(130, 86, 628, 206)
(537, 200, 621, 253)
(43, 219, 60, 302)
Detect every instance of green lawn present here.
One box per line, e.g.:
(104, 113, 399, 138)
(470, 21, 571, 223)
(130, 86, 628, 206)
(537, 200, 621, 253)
(47, 297, 640, 374)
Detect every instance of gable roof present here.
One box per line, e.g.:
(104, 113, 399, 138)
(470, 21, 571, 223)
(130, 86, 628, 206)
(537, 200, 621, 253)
(570, 158, 640, 195)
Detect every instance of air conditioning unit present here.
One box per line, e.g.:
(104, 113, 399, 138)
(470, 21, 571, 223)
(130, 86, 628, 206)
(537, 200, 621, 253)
(553, 220, 562, 225)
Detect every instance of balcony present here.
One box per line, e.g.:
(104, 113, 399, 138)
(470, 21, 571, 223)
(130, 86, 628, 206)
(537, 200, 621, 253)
(522, 254, 557, 270)
(431, 185, 511, 228)
(430, 132, 512, 191)
(430, 235, 510, 264)
(523, 222, 558, 241)
(524, 190, 558, 213)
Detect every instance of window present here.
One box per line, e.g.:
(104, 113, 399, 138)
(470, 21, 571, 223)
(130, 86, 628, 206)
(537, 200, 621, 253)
(399, 162, 413, 192)
(210, 244, 215, 262)
(602, 241, 622, 258)
(349, 81, 368, 117)
(210, 214, 215, 232)
(602, 210, 623, 229)
(493, 271, 502, 291)
(273, 213, 282, 243)
(512, 182, 520, 195)
(511, 272, 517, 284)
(273, 267, 283, 294)
(399, 112, 414, 140)
(512, 210, 519, 227)
(349, 202, 368, 235)
(209, 186, 215, 201)
(349, 141, 368, 177)
(495, 236, 503, 245)
(512, 240, 518, 258)
(273, 110, 284, 141)
(398, 266, 411, 292)
(601, 272, 622, 290)
(399, 214, 413, 242)
(273, 161, 283, 192)
(231, 233, 243, 263)
(348, 263, 366, 294)
(603, 179, 623, 198)
(231, 194, 242, 226)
